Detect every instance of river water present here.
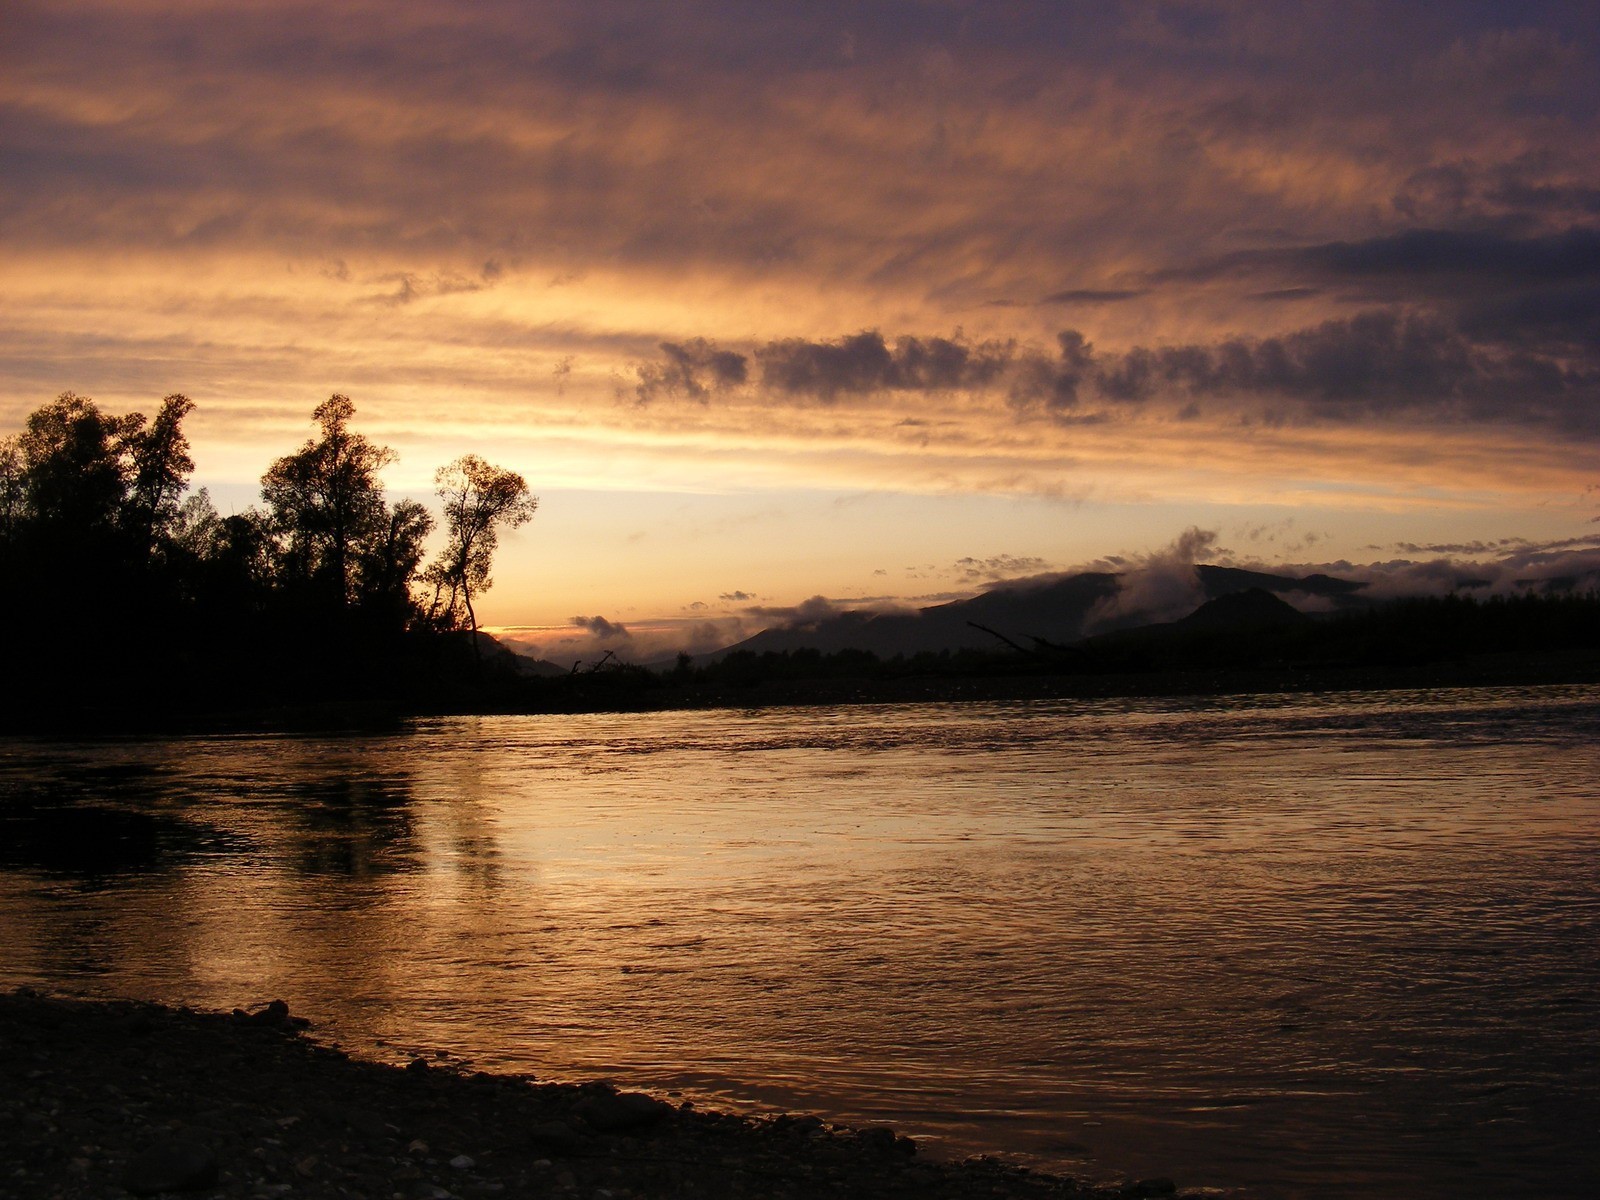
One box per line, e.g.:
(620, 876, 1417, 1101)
(2, 686, 1598, 1198)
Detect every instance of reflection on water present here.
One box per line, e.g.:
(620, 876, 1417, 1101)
(3, 686, 1599, 1199)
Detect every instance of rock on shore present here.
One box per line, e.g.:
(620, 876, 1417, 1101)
(0, 989, 1208, 1199)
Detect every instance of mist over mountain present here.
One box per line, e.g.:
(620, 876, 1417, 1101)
(699, 564, 1367, 663)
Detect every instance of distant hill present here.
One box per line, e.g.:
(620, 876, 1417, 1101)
(1174, 586, 1313, 631)
(472, 631, 568, 677)
(699, 571, 1118, 662)
(1194, 565, 1366, 603)
(701, 566, 1363, 661)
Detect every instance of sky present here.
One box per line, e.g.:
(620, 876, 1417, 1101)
(4, 1, 1600, 661)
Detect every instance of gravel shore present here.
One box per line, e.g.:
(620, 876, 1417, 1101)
(1, 990, 1210, 1200)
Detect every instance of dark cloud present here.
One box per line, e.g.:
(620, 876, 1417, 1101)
(1391, 538, 1537, 555)
(1249, 287, 1322, 302)
(1039, 289, 1146, 305)
(1394, 152, 1600, 226)
(633, 339, 748, 404)
(1489, 179, 1600, 217)
(633, 331, 1014, 404)
(718, 590, 755, 602)
(953, 554, 1050, 582)
(1297, 226, 1600, 287)
(1461, 282, 1600, 348)
(742, 595, 850, 627)
(1009, 307, 1600, 428)
(570, 614, 630, 639)
(1009, 331, 1096, 410)
(1160, 225, 1600, 301)
(757, 332, 1012, 402)
(634, 288, 1600, 429)
(1043, 227, 1600, 424)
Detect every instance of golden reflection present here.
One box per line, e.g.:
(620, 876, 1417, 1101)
(2, 691, 1599, 1197)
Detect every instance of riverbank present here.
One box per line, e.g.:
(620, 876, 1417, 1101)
(7, 646, 1600, 736)
(1, 990, 1206, 1200)
(489, 647, 1600, 716)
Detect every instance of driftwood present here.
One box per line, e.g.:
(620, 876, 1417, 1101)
(573, 649, 619, 674)
(968, 621, 1034, 656)
(967, 621, 1077, 660)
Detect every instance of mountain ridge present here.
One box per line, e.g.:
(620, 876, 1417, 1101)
(695, 565, 1365, 663)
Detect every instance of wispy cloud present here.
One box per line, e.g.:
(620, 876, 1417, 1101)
(953, 554, 1050, 583)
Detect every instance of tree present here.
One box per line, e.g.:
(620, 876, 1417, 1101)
(1, 391, 201, 697)
(425, 454, 537, 646)
(0, 436, 23, 595)
(15, 391, 133, 536)
(260, 395, 397, 607)
(0, 436, 22, 550)
(359, 498, 435, 627)
(121, 393, 196, 561)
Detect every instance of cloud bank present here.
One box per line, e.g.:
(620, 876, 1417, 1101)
(630, 217, 1600, 434)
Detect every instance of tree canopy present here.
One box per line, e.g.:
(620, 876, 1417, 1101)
(0, 391, 537, 720)
(260, 394, 405, 609)
(425, 455, 538, 641)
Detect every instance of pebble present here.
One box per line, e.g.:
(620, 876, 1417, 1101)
(527, 1120, 585, 1157)
(3, 989, 1188, 1200)
(570, 1091, 672, 1134)
(120, 1136, 219, 1195)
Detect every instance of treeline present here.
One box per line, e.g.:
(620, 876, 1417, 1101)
(1066, 589, 1600, 675)
(0, 392, 533, 723)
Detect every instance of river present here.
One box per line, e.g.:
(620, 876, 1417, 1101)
(3, 685, 1598, 1198)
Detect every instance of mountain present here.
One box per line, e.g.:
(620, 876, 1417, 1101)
(702, 571, 1120, 661)
(472, 631, 568, 677)
(703, 566, 1363, 662)
(1194, 565, 1366, 603)
(1174, 587, 1312, 631)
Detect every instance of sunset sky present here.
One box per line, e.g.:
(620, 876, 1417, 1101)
(4, 1, 1600, 660)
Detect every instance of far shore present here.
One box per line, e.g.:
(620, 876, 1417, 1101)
(0, 989, 1204, 1199)
(5, 646, 1599, 736)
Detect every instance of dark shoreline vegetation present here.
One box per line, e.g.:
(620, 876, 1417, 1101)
(0, 989, 1196, 1200)
(4, 389, 1600, 733)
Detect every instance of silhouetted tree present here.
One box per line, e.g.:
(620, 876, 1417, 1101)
(0, 435, 22, 550)
(9, 394, 145, 646)
(16, 392, 132, 538)
(0, 392, 206, 706)
(424, 454, 537, 646)
(261, 395, 396, 609)
(360, 498, 435, 629)
(121, 393, 195, 563)
(0, 436, 23, 598)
